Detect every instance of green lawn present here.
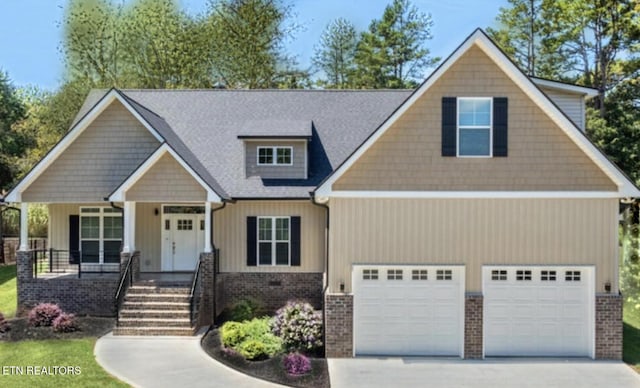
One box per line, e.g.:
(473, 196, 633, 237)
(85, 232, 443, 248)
(624, 301, 640, 370)
(0, 339, 128, 387)
(0, 264, 17, 317)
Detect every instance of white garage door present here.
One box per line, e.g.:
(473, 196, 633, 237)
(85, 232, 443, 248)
(483, 266, 594, 358)
(353, 265, 465, 356)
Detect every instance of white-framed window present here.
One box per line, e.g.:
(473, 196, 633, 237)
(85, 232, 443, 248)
(565, 270, 581, 281)
(457, 97, 492, 157)
(363, 269, 378, 280)
(387, 269, 403, 280)
(257, 146, 293, 165)
(412, 269, 428, 280)
(80, 207, 122, 264)
(516, 270, 532, 281)
(541, 270, 557, 281)
(437, 269, 453, 280)
(257, 216, 290, 265)
(491, 269, 507, 281)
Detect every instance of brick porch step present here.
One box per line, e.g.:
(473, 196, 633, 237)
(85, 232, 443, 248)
(112, 326, 195, 336)
(121, 301, 190, 311)
(117, 317, 191, 327)
(124, 293, 190, 303)
(126, 285, 191, 294)
(119, 309, 191, 319)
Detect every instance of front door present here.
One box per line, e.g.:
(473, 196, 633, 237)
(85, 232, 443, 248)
(161, 206, 205, 271)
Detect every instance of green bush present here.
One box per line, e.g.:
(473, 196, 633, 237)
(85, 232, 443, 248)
(226, 298, 264, 322)
(220, 321, 246, 348)
(221, 318, 283, 360)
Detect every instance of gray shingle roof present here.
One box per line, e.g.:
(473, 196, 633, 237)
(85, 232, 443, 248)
(238, 119, 312, 139)
(78, 89, 412, 199)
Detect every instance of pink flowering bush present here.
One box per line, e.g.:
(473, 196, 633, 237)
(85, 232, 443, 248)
(28, 303, 62, 327)
(283, 352, 312, 376)
(52, 313, 78, 333)
(271, 301, 323, 352)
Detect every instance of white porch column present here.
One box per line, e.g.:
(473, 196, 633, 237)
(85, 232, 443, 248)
(19, 202, 29, 251)
(122, 201, 136, 253)
(204, 202, 212, 253)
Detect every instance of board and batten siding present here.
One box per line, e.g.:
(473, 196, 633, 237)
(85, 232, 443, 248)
(538, 86, 586, 131)
(214, 200, 325, 273)
(245, 140, 307, 179)
(126, 153, 206, 202)
(48, 203, 162, 272)
(333, 45, 616, 192)
(329, 198, 618, 294)
(22, 101, 160, 202)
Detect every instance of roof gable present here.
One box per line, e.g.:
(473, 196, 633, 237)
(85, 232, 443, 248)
(314, 29, 640, 199)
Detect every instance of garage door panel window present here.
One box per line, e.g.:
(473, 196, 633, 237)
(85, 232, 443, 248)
(491, 270, 507, 281)
(565, 271, 581, 281)
(363, 269, 378, 280)
(437, 269, 453, 280)
(541, 270, 557, 281)
(516, 270, 532, 281)
(387, 269, 403, 280)
(412, 269, 428, 280)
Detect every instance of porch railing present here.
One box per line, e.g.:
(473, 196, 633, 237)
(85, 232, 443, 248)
(189, 256, 204, 326)
(114, 254, 134, 327)
(31, 249, 120, 278)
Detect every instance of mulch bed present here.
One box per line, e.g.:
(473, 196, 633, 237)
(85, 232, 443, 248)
(201, 328, 330, 388)
(0, 316, 115, 341)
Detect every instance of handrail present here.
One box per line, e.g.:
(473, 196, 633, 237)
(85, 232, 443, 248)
(189, 257, 203, 325)
(114, 255, 134, 326)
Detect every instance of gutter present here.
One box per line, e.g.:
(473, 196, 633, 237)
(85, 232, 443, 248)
(310, 192, 330, 357)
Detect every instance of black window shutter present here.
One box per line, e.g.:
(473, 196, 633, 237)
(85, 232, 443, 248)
(493, 97, 508, 157)
(246, 216, 257, 266)
(69, 215, 80, 264)
(290, 216, 301, 266)
(442, 97, 457, 156)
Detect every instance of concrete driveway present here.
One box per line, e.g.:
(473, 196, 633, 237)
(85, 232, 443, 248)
(329, 357, 640, 388)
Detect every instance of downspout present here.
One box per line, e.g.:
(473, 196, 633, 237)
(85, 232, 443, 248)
(311, 193, 329, 356)
(211, 199, 233, 322)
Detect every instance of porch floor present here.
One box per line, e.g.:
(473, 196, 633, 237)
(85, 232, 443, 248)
(138, 272, 192, 286)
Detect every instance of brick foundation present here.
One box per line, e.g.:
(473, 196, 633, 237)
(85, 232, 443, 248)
(324, 293, 353, 358)
(595, 293, 623, 360)
(215, 272, 323, 315)
(464, 293, 483, 359)
(198, 252, 215, 327)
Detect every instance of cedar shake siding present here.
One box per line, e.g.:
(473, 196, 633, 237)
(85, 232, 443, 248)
(328, 198, 618, 294)
(126, 153, 207, 202)
(22, 101, 160, 202)
(213, 200, 325, 273)
(245, 140, 307, 179)
(333, 45, 616, 192)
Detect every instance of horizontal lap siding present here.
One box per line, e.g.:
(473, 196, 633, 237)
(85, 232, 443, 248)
(22, 101, 159, 202)
(539, 86, 585, 130)
(333, 45, 615, 192)
(329, 198, 618, 294)
(245, 141, 307, 179)
(214, 201, 325, 272)
(126, 154, 206, 202)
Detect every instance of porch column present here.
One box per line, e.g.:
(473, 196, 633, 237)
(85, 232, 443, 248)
(204, 202, 212, 253)
(122, 201, 136, 253)
(19, 202, 28, 251)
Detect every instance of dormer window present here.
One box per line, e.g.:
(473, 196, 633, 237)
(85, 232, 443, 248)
(257, 146, 293, 165)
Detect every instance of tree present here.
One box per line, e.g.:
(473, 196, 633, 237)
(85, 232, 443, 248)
(313, 18, 358, 89)
(0, 71, 27, 191)
(205, 0, 298, 88)
(353, 0, 439, 89)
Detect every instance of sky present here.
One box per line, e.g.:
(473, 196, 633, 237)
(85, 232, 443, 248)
(0, 0, 508, 90)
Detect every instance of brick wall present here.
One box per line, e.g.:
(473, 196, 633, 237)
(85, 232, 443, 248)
(464, 293, 483, 359)
(595, 293, 622, 359)
(198, 252, 214, 326)
(215, 272, 322, 315)
(324, 293, 353, 358)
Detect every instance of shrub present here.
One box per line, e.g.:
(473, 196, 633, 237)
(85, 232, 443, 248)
(221, 321, 246, 348)
(272, 301, 323, 352)
(221, 318, 283, 360)
(226, 298, 264, 322)
(283, 352, 312, 376)
(28, 303, 63, 327)
(0, 312, 10, 333)
(52, 313, 78, 333)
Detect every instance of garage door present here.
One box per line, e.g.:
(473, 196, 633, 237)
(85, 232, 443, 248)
(353, 265, 465, 356)
(483, 266, 594, 358)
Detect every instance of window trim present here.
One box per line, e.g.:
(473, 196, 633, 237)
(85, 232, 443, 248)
(256, 146, 293, 166)
(79, 206, 122, 264)
(257, 216, 291, 266)
(456, 97, 493, 158)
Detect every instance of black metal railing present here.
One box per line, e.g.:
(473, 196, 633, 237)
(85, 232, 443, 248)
(31, 249, 120, 278)
(114, 255, 134, 327)
(189, 257, 204, 325)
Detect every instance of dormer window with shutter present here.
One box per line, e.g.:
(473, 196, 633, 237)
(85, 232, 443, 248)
(442, 96, 508, 158)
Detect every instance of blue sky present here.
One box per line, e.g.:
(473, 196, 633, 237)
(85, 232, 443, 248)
(0, 0, 507, 90)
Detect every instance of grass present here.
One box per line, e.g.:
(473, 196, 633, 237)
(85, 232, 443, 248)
(624, 300, 640, 371)
(0, 264, 17, 317)
(0, 339, 128, 387)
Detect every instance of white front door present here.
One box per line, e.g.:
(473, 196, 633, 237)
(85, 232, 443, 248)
(352, 265, 465, 357)
(161, 206, 205, 271)
(483, 266, 594, 358)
